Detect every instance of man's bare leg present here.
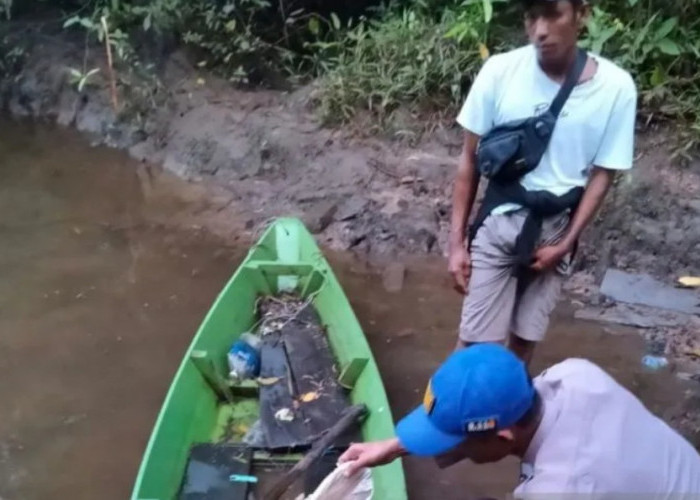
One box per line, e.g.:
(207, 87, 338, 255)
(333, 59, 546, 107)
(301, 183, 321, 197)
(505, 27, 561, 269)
(508, 333, 535, 366)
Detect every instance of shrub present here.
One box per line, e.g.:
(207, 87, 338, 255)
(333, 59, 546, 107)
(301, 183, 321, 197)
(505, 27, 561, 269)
(317, 2, 495, 124)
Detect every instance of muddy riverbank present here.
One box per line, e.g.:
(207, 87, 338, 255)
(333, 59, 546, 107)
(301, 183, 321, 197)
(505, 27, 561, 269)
(4, 31, 699, 392)
(4, 33, 700, 275)
(1, 119, 699, 500)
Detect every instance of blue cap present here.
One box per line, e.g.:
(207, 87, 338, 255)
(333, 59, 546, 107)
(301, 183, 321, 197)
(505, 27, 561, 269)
(395, 344, 535, 456)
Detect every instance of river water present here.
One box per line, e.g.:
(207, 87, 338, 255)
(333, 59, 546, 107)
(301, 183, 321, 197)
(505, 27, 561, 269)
(0, 119, 687, 499)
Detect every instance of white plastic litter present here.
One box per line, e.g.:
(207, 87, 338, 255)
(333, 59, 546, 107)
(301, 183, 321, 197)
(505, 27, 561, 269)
(303, 462, 373, 500)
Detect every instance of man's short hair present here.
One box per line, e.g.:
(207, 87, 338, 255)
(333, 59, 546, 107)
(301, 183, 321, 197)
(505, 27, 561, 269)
(522, 0, 586, 8)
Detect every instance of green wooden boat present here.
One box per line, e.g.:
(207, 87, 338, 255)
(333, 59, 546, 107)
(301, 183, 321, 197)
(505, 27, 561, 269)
(131, 217, 407, 499)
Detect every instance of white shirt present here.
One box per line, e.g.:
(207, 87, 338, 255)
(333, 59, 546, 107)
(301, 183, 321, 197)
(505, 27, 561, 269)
(514, 359, 700, 499)
(457, 45, 637, 214)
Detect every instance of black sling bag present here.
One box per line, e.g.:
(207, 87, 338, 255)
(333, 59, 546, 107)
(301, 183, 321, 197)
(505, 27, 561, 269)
(475, 48, 588, 183)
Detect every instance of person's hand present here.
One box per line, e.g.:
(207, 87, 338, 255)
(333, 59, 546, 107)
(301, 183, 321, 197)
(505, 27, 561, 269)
(530, 243, 570, 272)
(448, 244, 471, 294)
(338, 438, 405, 476)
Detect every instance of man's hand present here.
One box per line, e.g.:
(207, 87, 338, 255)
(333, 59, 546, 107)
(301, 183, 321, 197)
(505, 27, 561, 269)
(530, 242, 570, 272)
(338, 438, 406, 476)
(448, 244, 471, 294)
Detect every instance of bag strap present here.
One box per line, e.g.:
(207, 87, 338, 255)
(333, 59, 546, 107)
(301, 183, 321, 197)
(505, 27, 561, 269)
(549, 48, 588, 118)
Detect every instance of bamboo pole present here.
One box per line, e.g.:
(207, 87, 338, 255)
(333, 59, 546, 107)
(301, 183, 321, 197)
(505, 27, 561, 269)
(100, 16, 119, 112)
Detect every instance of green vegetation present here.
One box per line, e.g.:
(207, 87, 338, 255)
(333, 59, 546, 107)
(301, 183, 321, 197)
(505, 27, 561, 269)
(2, 0, 700, 142)
(580, 1, 700, 158)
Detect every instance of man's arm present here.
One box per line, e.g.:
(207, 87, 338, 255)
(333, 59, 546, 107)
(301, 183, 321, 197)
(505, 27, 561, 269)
(448, 131, 481, 293)
(449, 132, 481, 248)
(339, 438, 408, 476)
(449, 54, 497, 292)
(532, 72, 637, 272)
(530, 166, 615, 272)
(559, 166, 615, 250)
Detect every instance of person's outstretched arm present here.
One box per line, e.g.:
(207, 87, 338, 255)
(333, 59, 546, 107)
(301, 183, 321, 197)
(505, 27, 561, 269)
(338, 438, 408, 476)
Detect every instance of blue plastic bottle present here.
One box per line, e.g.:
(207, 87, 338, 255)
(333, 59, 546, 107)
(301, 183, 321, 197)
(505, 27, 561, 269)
(228, 332, 262, 381)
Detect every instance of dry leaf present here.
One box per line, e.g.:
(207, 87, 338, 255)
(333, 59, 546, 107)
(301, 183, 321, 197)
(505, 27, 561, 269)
(478, 43, 490, 60)
(275, 408, 294, 422)
(300, 391, 320, 403)
(678, 276, 700, 288)
(257, 377, 281, 386)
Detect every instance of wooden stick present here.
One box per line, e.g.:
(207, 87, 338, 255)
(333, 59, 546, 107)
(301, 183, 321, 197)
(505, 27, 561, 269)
(264, 404, 368, 500)
(100, 15, 119, 112)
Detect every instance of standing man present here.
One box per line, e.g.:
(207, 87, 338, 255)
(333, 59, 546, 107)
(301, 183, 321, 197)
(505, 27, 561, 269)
(339, 344, 700, 497)
(448, 0, 637, 363)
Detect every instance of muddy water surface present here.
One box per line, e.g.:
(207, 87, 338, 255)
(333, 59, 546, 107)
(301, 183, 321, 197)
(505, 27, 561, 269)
(0, 120, 687, 500)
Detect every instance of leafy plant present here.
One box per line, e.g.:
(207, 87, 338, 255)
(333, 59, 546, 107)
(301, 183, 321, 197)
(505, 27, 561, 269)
(182, 0, 275, 84)
(67, 67, 101, 92)
(320, 4, 486, 126)
(0, 0, 11, 20)
(316, 2, 496, 126)
(63, 14, 137, 66)
(0, 36, 25, 77)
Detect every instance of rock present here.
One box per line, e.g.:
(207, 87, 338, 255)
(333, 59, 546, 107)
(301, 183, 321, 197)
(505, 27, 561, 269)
(630, 219, 664, 245)
(7, 81, 35, 117)
(676, 372, 700, 383)
(666, 227, 687, 246)
(129, 140, 159, 163)
(56, 91, 81, 127)
(335, 195, 368, 222)
(682, 199, 700, 214)
(75, 97, 116, 138)
(295, 190, 330, 203)
(302, 201, 338, 234)
(382, 262, 405, 293)
(600, 269, 700, 315)
(574, 303, 689, 329)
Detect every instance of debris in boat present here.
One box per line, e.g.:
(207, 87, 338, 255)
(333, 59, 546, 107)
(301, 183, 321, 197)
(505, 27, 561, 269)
(275, 408, 295, 422)
(257, 293, 358, 450)
(181, 443, 253, 499)
(242, 419, 266, 448)
(299, 391, 320, 403)
(678, 276, 700, 288)
(256, 376, 282, 386)
(234, 424, 250, 436)
(302, 462, 373, 500)
(257, 294, 316, 336)
(229, 474, 258, 483)
(266, 405, 368, 499)
(228, 332, 262, 381)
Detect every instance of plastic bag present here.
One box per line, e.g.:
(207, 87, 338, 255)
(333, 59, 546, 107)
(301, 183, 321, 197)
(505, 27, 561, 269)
(303, 462, 373, 500)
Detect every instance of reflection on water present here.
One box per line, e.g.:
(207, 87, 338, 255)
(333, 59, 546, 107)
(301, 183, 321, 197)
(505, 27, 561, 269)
(0, 120, 687, 500)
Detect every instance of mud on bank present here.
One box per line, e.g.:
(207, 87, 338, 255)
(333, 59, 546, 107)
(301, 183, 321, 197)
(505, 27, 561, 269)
(3, 32, 700, 393)
(3, 33, 699, 268)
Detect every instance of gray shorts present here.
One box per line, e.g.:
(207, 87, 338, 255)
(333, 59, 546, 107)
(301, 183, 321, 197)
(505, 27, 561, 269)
(459, 210, 571, 344)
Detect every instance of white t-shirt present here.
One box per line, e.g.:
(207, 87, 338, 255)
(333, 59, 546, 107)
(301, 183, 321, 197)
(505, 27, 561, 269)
(514, 359, 700, 498)
(457, 45, 637, 214)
